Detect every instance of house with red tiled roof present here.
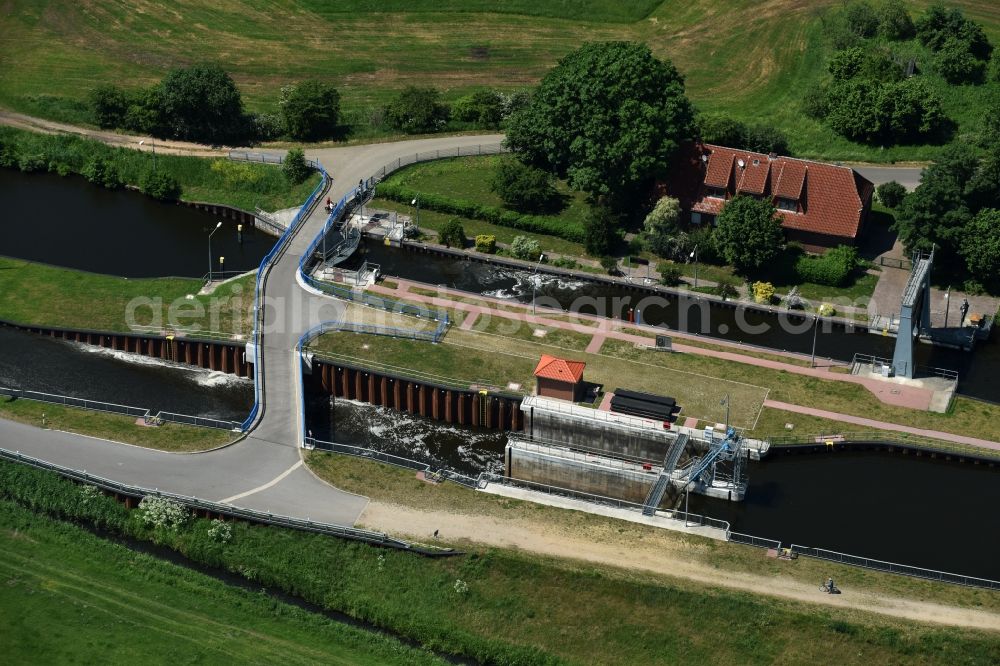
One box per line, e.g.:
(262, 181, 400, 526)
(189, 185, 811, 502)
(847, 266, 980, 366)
(666, 144, 875, 253)
(533, 354, 586, 402)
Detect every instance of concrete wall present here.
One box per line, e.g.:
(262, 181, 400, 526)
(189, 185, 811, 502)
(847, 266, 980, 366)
(524, 406, 674, 462)
(507, 445, 656, 504)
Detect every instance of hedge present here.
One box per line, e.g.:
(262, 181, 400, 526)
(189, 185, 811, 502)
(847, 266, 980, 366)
(376, 181, 585, 242)
(794, 245, 858, 286)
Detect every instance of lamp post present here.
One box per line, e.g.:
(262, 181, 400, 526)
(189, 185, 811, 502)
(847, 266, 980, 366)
(943, 287, 951, 329)
(208, 221, 222, 282)
(810, 315, 819, 368)
(531, 253, 546, 315)
(411, 197, 419, 229)
(690, 246, 699, 288)
(139, 139, 156, 171)
(721, 393, 730, 432)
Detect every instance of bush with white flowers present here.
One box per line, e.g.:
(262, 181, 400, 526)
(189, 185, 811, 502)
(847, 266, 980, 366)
(453, 579, 469, 595)
(138, 496, 188, 530)
(207, 518, 232, 544)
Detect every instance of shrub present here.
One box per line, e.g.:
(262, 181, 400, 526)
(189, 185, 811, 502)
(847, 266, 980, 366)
(82, 156, 123, 189)
(877, 0, 915, 40)
(551, 256, 578, 269)
(280, 80, 341, 141)
(584, 205, 618, 256)
(509, 235, 541, 261)
(385, 86, 449, 134)
(139, 170, 181, 201)
(714, 195, 783, 273)
(698, 114, 789, 155)
(714, 280, 739, 300)
(490, 159, 559, 213)
(452, 89, 505, 128)
(89, 84, 130, 128)
(18, 154, 46, 173)
(818, 303, 837, 316)
(844, 0, 879, 38)
(138, 496, 189, 530)
(599, 256, 618, 274)
(474, 234, 497, 253)
(438, 219, 466, 248)
(916, 4, 992, 60)
(657, 262, 682, 286)
(207, 518, 233, 544)
(752, 281, 776, 304)
(643, 196, 682, 258)
(828, 46, 902, 83)
(282, 147, 311, 184)
(795, 245, 858, 286)
(934, 36, 986, 84)
(248, 112, 283, 142)
(877, 181, 907, 208)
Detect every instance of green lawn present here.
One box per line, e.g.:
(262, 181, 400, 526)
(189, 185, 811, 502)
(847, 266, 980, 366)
(2, 1, 998, 161)
(0, 500, 444, 665)
(0, 257, 255, 336)
(4, 459, 999, 665)
(312, 294, 1000, 442)
(0, 398, 235, 452)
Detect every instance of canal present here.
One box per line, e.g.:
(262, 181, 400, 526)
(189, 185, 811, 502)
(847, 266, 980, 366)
(305, 392, 507, 476)
(688, 451, 1000, 581)
(0, 326, 252, 421)
(0, 168, 270, 277)
(351, 240, 1000, 402)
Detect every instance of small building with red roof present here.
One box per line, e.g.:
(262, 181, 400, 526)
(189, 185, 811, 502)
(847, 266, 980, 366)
(533, 354, 587, 402)
(665, 143, 875, 253)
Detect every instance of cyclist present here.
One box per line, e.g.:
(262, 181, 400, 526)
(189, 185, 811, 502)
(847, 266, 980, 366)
(824, 577, 835, 593)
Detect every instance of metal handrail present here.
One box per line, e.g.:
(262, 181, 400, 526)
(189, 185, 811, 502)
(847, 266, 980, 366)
(0, 386, 240, 431)
(790, 544, 1000, 590)
(0, 447, 457, 557)
(765, 430, 1000, 460)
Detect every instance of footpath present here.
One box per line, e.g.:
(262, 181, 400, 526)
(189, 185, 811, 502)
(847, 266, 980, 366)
(367, 278, 1000, 452)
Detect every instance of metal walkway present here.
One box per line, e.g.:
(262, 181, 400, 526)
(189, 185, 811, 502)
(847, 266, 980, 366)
(641, 434, 688, 515)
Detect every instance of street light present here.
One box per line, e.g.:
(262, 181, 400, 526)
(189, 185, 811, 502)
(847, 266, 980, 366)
(943, 287, 951, 329)
(721, 393, 730, 432)
(810, 315, 819, 368)
(531, 253, 546, 315)
(208, 221, 222, 282)
(689, 246, 699, 288)
(411, 197, 419, 229)
(139, 139, 156, 171)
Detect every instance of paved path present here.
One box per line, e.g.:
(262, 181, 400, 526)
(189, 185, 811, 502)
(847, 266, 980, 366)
(764, 400, 1000, 451)
(367, 278, 938, 412)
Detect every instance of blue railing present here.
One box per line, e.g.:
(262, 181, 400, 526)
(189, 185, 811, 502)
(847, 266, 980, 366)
(240, 163, 329, 432)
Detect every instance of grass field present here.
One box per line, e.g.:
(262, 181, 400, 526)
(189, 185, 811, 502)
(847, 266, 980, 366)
(0, 501, 444, 665)
(0, 398, 234, 451)
(1, 1, 998, 160)
(0, 257, 255, 336)
(4, 460, 999, 665)
(312, 297, 1000, 442)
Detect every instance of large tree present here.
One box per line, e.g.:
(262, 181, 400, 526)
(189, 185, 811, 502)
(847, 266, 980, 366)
(157, 64, 246, 144)
(281, 80, 341, 141)
(962, 209, 1000, 282)
(714, 196, 784, 273)
(505, 42, 695, 205)
(894, 145, 976, 265)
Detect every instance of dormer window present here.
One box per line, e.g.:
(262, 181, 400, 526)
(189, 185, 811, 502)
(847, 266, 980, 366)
(707, 186, 726, 199)
(777, 197, 798, 212)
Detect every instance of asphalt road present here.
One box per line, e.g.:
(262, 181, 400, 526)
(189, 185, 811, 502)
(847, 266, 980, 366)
(853, 166, 924, 191)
